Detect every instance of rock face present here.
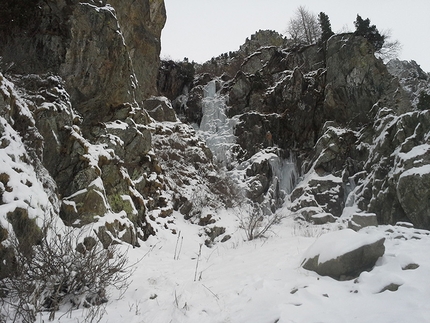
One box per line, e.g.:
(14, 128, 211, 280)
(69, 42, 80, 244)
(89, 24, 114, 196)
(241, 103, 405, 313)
(1, 0, 238, 258)
(324, 35, 403, 126)
(0, 0, 166, 118)
(387, 59, 429, 107)
(301, 229, 386, 280)
(0, 0, 168, 250)
(109, 0, 166, 100)
(165, 31, 430, 230)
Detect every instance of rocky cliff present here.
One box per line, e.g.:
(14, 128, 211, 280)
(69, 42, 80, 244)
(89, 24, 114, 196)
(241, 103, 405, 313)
(0, 0, 170, 265)
(0, 0, 165, 117)
(161, 30, 430, 230)
(1, 1, 430, 286)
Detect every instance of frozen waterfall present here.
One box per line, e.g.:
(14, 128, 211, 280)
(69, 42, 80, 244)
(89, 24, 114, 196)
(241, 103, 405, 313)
(197, 80, 238, 168)
(197, 78, 299, 210)
(268, 153, 298, 197)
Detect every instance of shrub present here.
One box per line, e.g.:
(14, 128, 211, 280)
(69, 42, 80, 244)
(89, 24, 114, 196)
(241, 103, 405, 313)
(1, 223, 131, 323)
(238, 203, 286, 241)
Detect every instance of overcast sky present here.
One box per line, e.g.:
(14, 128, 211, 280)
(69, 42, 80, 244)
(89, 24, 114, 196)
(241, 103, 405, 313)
(161, 0, 430, 72)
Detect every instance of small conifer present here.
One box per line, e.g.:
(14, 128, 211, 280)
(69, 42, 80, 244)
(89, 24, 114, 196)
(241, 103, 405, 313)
(318, 12, 334, 42)
(354, 15, 385, 51)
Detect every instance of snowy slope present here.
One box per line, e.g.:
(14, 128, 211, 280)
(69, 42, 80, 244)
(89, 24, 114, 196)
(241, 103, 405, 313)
(33, 211, 430, 323)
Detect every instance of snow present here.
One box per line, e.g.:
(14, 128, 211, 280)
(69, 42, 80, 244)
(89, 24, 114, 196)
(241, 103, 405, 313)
(0, 117, 54, 227)
(397, 143, 430, 161)
(31, 215, 430, 323)
(400, 164, 430, 178)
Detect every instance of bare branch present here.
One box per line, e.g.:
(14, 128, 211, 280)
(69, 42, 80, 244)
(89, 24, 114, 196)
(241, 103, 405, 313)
(287, 6, 321, 45)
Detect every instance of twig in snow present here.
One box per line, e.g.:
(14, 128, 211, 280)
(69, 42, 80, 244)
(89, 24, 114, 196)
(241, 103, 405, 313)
(194, 244, 203, 282)
(202, 284, 219, 300)
(174, 231, 182, 260)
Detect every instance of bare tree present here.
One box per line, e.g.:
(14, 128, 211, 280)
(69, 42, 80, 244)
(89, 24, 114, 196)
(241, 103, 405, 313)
(287, 6, 321, 45)
(237, 203, 286, 241)
(377, 29, 402, 62)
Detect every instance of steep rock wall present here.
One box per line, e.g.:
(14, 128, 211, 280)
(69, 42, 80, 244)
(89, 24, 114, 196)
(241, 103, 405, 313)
(0, 0, 169, 250)
(0, 0, 166, 119)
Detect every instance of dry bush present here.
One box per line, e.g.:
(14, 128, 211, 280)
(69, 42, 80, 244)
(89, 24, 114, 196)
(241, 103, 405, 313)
(0, 223, 132, 323)
(238, 203, 286, 241)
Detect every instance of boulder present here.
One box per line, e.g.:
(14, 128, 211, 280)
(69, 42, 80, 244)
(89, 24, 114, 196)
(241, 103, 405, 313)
(397, 166, 430, 228)
(348, 213, 378, 231)
(310, 213, 336, 225)
(302, 229, 385, 280)
(290, 175, 344, 218)
(143, 97, 177, 122)
(60, 183, 108, 226)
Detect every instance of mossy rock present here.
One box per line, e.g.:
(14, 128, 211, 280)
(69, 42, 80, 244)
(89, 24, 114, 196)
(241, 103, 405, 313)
(108, 193, 135, 216)
(7, 207, 42, 254)
(61, 187, 108, 226)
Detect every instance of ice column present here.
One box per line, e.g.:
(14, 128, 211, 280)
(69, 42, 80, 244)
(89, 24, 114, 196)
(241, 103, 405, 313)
(198, 80, 238, 167)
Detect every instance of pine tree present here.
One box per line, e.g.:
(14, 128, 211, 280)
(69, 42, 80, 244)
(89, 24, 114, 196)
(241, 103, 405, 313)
(318, 12, 334, 42)
(354, 15, 385, 51)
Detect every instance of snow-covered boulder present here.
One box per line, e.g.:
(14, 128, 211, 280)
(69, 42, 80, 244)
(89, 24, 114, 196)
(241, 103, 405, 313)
(290, 174, 344, 219)
(301, 229, 385, 280)
(348, 213, 379, 231)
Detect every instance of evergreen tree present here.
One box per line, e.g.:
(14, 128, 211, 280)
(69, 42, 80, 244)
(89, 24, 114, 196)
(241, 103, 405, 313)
(354, 14, 385, 51)
(318, 12, 334, 42)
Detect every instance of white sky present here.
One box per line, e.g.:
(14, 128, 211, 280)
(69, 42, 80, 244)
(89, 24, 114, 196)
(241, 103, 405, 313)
(161, 0, 430, 72)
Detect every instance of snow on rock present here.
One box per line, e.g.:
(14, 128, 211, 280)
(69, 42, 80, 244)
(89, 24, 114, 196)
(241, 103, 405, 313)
(302, 229, 385, 280)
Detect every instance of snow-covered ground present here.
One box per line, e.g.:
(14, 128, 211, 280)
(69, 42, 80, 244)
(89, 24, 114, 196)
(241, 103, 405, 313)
(35, 206, 430, 323)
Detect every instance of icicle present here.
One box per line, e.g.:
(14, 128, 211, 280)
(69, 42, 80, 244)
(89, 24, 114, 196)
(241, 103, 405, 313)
(268, 151, 299, 199)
